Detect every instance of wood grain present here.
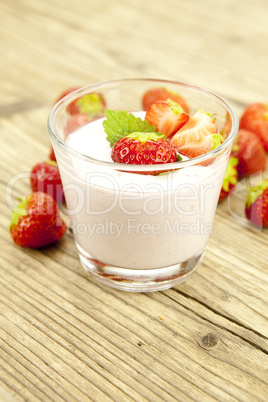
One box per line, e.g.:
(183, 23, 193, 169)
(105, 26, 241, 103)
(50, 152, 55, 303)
(0, 0, 268, 401)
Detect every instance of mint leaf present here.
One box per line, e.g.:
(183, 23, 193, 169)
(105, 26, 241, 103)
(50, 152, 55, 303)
(103, 110, 158, 147)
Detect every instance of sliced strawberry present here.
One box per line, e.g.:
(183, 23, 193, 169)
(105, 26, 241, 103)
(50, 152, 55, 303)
(170, 109, 222, 158)
(145, 99, 189, 138)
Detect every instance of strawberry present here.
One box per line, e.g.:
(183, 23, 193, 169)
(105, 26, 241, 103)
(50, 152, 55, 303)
(55, 87, 81, 113)
(231, 129, 266, 178)
(170, 109, 223, 158)
(111, 132, 177, 167)
(49, 147, 56, 161)
(221, 111, 232, 139)
(245, 180, 268, 227)
(64, 113, 89, 136)
(56, 87, 106, 118)
(10, 192, 67, 248)
(30, 161, 65, 203)
(219, 157, 239, 201)
(239, 103, 268, 151)
(142, 87, 189, 113)
(145, 99, 189, 138)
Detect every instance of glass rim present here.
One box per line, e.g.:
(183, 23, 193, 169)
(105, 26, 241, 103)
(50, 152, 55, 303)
(47, 78, 239, 172)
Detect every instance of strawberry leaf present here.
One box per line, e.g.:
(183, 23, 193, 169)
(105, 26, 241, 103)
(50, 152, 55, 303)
(103, 110, 158, 147)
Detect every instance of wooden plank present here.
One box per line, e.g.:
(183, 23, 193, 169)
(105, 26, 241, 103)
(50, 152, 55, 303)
(0, 0, 268, 400)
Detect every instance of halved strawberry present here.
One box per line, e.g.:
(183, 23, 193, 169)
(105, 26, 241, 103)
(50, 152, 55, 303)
(170, 109, 223, 158)
(145, 99, 189, 138)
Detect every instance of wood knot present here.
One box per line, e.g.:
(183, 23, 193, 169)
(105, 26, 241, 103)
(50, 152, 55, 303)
(200, 333, 218, 348)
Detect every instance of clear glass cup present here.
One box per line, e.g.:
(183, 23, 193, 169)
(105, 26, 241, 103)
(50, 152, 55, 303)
(48, 78, 238, 292)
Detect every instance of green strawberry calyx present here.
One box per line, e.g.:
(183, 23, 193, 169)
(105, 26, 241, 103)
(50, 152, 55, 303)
(45, 160, 58, 167)
(211, 134, 225, 150)
(10, 196, 30, 228)
(166, 99, 183, 115)
(124, 132, 166, 143)
(245, 179, 268, 208)
(222, 157, 239, 192)
(76, 93, 104, 118)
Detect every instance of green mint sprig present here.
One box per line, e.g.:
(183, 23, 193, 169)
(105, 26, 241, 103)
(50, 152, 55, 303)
(103, 109, 159, 147)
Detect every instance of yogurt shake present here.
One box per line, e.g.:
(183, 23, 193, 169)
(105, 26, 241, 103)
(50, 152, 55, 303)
(48, 79, 238, 291)
(59, 114, 225, 270)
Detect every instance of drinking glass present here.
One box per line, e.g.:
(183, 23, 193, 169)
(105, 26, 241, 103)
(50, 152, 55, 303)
(48, 79, 238, 292)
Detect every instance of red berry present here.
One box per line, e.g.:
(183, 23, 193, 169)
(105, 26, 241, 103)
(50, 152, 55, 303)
(30, 161, 65, 203)
(239, 103, 268, 151)
(111, 132, 177, 169)
(221, 111, 232, 139)
(170, 109, 223, 159)
(245, 180, 268, 227)
(64, 113, 89, 137)
(219, 157, 238, 201)
(142, 87, 189, 113)
(10, 192, 67, 248)
(55, 87, 106, 118)
(145, 100, 189, 138)
(49, 146, 56, 161)
(231, 129, 266, 178)
(55, 87, 81, 114)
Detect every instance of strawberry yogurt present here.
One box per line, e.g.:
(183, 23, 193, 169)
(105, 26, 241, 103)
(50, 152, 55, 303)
(55, 112, 230, 270)
(48, 79, 238, 291)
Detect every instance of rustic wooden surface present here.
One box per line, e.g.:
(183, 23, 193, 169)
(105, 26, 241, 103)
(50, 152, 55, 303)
(1, 0, 268, 401)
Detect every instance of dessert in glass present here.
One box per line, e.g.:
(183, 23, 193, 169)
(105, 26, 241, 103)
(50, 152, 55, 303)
(48, 79, 238, 292)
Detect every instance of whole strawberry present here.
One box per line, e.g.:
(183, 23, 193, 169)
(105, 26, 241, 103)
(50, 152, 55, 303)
(142, 87, 189, 113)
(49, 147, 56, 161)
(219, 157, 238, 201)
(111, 132, 177, 167)
(231, 129, 266, 178)
(64, 113, 89, 137)
(30, 161, 65, 203)
(245, 180, 268, 227)
(10, 192, 67, 248)
(56, 87, 106, 118)
(239, 103, 268, 151)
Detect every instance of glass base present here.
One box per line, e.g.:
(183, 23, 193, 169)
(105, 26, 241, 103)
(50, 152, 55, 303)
(77, 246, 205, 292)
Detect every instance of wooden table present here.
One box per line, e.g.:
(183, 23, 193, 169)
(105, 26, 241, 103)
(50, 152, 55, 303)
(1, 0, 267, 400)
